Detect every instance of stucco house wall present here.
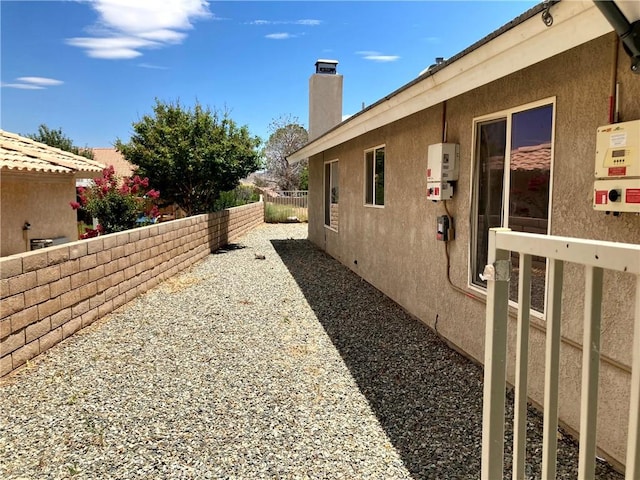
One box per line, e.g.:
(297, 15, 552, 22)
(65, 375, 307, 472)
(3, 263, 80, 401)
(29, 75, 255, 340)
(306, 32, 639, 468)
(1, 172, 79, 257)
(1, 130, 106, 257)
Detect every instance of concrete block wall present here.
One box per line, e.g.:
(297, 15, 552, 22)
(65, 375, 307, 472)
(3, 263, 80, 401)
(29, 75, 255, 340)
(0, 201, 264, 376)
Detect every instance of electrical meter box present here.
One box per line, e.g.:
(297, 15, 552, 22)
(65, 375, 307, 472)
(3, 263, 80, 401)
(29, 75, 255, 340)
(427, 181, 454, 201)
(437, 215, 453, 241)
(427, 143, 459, 182)
(427, 143, 459, 201)
(593, 119, 640, 213)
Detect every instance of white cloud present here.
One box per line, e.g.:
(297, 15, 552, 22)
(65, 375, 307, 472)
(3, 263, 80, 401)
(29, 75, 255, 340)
(2, 76, 63, 89)
(92, 0, 211, 34)
(1, 83, 45, 90)
(364, 55, 400, 62)
(295, 19, 321, 26)
(17, 77, 64, 86)
(137, 29, 187, 43)
(265, 33, 293, 40)
(137, 63, 169, 70)
(356, 50, 400, 62)
(67, 0, 212, 60)
(355, 50, 378, 56)
(67, 36, 159, 59)
(249, 19, 321, 26)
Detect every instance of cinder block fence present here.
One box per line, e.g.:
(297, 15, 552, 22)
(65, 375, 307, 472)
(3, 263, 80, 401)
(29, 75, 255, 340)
(0, 201, 264, 377)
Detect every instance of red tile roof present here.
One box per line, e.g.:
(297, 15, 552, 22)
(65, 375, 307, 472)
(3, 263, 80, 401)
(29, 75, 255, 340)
(510, 143, 551, 171)
(92, 148, 136, 178)
(489, 143, 551, 171)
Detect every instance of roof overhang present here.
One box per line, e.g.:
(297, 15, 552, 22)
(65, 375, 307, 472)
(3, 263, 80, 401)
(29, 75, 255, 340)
(1, 130, 105, 176)
(289, 0, 639, 163)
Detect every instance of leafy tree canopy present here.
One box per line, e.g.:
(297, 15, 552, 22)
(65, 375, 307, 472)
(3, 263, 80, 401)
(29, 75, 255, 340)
(115, 99, 261, 216)
(262, 115, 308, 191)
(25, 124, 94, 159)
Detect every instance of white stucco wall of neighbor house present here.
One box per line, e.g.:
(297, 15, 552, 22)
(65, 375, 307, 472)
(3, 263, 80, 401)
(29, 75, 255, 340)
(1, 172, 79, 257)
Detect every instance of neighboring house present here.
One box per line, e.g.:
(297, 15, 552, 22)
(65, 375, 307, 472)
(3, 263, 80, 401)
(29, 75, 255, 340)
(91, 148, 135, 178)
(1, 130, 105, 257)
(290, 1, 640, 470)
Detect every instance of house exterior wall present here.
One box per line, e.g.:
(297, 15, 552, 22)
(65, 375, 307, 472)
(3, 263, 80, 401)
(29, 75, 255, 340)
(1, 172, 79, 257)
(307, 33, 639, 468)
(0, 201, 264, 377)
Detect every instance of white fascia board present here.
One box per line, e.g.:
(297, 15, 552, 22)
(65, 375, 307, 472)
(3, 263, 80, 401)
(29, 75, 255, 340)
(618, 1, 640, 22)
(289, 1, 613, 163)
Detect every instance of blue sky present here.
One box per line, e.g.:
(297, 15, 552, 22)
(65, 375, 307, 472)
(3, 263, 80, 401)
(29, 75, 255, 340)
(1, 1, 538, 148)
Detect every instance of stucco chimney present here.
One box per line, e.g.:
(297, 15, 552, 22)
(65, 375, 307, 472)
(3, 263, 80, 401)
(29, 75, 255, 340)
(309, 59, 343, 141)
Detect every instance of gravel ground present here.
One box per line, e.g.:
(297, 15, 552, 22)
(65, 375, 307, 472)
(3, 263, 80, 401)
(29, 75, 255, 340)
(0, 224, 623, 479)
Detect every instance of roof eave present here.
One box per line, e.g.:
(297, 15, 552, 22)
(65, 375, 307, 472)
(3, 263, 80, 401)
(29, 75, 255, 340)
(0, 129, 106, 174)
(289, 0, 613, 162)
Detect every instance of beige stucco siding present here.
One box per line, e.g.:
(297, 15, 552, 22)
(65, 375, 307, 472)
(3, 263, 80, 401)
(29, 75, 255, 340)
(1, 172, 78, 257)
(308, 33, 639, 468)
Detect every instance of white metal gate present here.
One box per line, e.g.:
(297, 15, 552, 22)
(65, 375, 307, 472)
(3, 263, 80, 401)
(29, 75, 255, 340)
(481, 227, 640, 479)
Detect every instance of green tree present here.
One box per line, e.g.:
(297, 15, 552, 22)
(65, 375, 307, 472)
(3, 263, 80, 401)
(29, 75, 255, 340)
(299, 164, 309, 190)
(262, 115, 308, 190)
(25, 124, 94, 159)
(115, 99, 261, 216)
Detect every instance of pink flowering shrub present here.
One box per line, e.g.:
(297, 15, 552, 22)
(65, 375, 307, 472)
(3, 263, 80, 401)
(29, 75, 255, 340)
(71, 165, 160, 236)
(79, 224, 104, 240)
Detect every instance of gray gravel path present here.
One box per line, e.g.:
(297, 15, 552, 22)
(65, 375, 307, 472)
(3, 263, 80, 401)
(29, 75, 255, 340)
(0, 224, 623, 479)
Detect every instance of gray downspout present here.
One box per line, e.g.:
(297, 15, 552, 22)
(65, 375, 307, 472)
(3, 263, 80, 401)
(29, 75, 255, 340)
(593, 0, 640, 73)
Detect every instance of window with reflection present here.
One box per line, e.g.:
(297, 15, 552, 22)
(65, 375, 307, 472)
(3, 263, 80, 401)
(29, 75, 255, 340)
(365, 146, 385, 206)
(472, 103, 553, 312)
(324, 160, 339, 230)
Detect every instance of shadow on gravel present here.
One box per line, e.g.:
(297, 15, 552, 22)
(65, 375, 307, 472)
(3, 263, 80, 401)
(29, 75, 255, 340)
(213, 243, 247, 254)
(271, 238, 622, 480)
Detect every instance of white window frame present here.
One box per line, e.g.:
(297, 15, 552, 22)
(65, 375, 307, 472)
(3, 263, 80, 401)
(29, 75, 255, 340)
(468, 97, 556, 316)
(324, 159, 339, 232)
(364, 144, 386, 208)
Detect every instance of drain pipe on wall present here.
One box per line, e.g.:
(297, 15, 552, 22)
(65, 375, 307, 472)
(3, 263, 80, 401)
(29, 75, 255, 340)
(593, 0, 640, 74)
(22, 221, 31, 252)
(442, 200, 484, 304)
(610, 35, 620, 123)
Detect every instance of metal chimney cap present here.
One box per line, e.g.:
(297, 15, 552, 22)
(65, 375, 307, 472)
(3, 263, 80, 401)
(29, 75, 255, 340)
(315, 59, 339, 74)
(316, 59, 338, 65)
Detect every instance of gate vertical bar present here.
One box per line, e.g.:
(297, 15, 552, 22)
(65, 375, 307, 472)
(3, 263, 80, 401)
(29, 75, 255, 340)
(481, 228, 511, 480)
(541, 258, 564, 479)
(578, 266, 604, 480)
(513, 253, 532, 480)
(626, 275, 640, 480)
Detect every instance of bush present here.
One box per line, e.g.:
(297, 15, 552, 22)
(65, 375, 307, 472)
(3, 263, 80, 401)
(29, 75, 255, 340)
(264, 203, 308, 223)
(214, 185, 260, 211)
(71, 165, 160, 237)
